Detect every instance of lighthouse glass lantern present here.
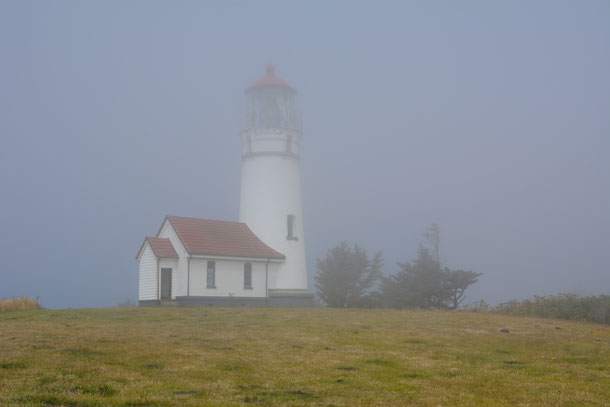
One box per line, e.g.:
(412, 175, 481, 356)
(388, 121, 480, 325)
(245, 65, 299, 131)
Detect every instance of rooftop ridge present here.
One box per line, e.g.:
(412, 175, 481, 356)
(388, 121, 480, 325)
(166, 215, 245, 225)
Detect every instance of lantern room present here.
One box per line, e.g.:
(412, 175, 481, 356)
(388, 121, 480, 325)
(245, 65, 300, 131)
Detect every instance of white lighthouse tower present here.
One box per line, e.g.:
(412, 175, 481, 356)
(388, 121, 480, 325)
(239, 65, 312, 305)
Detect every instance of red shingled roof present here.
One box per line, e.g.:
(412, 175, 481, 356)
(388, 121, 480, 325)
(248, 64, 295, 91)
(147, 237, 178, 258)
(136, 237, 178, 260)
(165, 216, 285, 260)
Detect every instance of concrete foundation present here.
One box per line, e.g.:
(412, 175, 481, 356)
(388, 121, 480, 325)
(139, 289, 314, 308)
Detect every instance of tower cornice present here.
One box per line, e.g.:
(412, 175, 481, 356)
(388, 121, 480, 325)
(241, 151, 300, 161)
(240, 127, 302, 138)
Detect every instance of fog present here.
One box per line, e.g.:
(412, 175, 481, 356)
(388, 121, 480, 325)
(1, 2, 608, 309)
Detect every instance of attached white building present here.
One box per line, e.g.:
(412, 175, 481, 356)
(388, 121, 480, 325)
(137, 66, 313, 307)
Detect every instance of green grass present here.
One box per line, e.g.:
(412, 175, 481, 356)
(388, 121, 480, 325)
(0, 307, 608, 406)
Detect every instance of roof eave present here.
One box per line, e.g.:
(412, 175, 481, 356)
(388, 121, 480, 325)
(188, 251, 285, 261)
(245, 84, 296, 94)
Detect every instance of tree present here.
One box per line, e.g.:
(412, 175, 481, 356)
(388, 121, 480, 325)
(314, 242, 383, 308)
(442, 269, 482, 310)
(381, 245, 447, 309)
(424, 223, 440, 263)
(381, 224, 481, 309)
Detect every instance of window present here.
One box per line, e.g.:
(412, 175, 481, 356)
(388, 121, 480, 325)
(207, 261, 216, 288)
(244, 263, 252, 289)
(287, 214, 298, 241)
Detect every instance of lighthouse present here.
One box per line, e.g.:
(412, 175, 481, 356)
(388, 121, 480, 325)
(136, 65, 313, 307)
(239, 65, 312, 303)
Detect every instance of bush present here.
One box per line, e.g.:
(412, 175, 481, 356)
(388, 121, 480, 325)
(0, 296, 43, 313)
(491, 294, 609, 325)
(116, 298, 136, 308)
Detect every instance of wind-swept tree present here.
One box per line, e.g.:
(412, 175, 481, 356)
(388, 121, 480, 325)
(443, 269, 482, 309)
(315, 242, 383, 308)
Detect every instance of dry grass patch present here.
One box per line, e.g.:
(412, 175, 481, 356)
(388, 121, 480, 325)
(0, 297, 42, 313)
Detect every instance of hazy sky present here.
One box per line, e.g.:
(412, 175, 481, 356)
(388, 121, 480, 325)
(1, 1, 609, 309)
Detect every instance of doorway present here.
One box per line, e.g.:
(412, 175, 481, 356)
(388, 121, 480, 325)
(161, 268, 172, 299)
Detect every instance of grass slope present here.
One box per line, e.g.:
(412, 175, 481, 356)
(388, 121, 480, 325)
(0, 307, 608, 406)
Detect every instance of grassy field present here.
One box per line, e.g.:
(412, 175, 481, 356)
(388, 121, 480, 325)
(0, 307, 608, 406)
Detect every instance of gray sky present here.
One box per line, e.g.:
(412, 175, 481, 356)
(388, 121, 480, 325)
(1, 1, 609, 309)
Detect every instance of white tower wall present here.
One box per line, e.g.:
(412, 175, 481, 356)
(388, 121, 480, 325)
(239, 128, 308, 290)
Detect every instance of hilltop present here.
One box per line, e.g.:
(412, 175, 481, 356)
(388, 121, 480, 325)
(0, 307, 608, 406)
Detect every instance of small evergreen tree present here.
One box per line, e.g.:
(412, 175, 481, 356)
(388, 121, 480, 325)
(314, 242, 383, 307)
(381, 245, 447, 309)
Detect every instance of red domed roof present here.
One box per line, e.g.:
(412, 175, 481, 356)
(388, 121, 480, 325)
(248, 65, 295, 91)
